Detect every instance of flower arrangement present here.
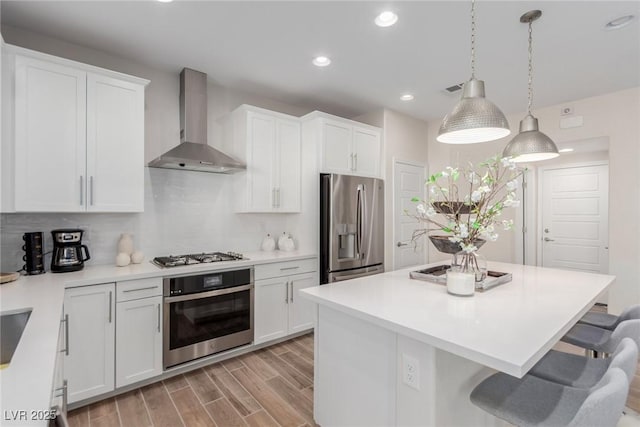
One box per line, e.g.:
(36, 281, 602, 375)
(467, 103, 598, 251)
(409, 155, 525, 253)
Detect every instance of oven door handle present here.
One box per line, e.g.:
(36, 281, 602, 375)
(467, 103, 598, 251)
(164, 284, 254, 303)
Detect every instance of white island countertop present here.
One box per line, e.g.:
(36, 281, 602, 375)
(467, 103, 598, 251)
(301, 261, 614, 377)
(0, 250, 316, 426)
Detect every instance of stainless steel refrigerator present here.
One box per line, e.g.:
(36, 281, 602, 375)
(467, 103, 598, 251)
(320, 173, 384, 284)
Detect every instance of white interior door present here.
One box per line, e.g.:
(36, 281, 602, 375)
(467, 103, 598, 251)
(541, 164, 609, 277)
(394, 160, 427, 270)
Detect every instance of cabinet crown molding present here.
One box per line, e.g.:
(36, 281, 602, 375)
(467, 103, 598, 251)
(3, 42, 150, 87)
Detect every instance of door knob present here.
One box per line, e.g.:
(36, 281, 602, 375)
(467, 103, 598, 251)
(544, 228, 550, 233)
(397, 241, 408, 247)
(544, 237, 555, 242)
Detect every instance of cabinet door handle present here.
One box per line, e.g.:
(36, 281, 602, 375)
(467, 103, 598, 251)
(272, 188, 276, 208)
(350, 153, 354, 171)
(108, 291, 113, 323)
(63, 314, 69, 356)
(157, 303, 161, 333)
(277, 188, 281, 208)
(122, 286, 159, 293)
(90, 176, 94, 206)
(55, 380, 68, 415)
(285, 281, 289, 304)
(280, 266, 299, 271)
(354, 153, 358, 171)
(290, 281, 294, 303)
(79, 176, 84, 206)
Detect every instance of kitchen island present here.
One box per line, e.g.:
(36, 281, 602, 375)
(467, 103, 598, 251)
(300, 261, 615, 426)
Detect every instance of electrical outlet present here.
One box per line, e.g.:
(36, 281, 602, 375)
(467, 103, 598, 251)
(402, 354, 420, 390)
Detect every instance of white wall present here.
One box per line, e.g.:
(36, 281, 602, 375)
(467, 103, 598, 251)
(356, 109, 429, 270)
(0, 26, 316, 271)
(428, 88, 640, 314)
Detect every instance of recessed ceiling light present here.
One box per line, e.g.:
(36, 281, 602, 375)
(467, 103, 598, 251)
(400, 94, 414, 101)
(559, 148, 574, 153)
(312, 56, 331, 67)
(375, 11, 398, 27)
(157, 0, 173, 3)
(604, 15, 635, 30)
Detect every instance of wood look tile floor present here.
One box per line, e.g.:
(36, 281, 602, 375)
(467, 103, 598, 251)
(68, 334, 316, 427)
(69, 305, 640, 427)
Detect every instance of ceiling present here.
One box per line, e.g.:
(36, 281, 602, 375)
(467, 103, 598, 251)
(1, 1, 639, 121)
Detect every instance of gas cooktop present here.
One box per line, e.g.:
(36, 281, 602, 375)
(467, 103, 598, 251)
(152, 252, 246, 268)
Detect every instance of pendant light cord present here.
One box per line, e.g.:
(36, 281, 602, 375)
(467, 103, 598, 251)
(470, 0, 476, 79)
(527, 19, 534, 115)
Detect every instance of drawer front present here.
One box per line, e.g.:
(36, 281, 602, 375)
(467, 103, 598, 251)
(116, 277, 162, 302)
(254, 257, 317, 281)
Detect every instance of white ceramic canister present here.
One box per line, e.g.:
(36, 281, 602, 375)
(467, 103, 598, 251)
(280, 236, 295, 251)
(277, 232, 289, 250)
(261, 234, 276, 252)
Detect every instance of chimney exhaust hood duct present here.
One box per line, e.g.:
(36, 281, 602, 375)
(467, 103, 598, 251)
(148, 68, 246, 174)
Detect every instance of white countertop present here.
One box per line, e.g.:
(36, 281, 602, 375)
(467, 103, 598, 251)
(0, 250, 316, 426)
(300, 261, 614, 377)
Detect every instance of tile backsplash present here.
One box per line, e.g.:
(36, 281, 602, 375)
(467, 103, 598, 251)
(1, 168, 311, 272)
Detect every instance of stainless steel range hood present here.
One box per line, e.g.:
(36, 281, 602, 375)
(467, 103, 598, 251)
(148, 68, 245, 174)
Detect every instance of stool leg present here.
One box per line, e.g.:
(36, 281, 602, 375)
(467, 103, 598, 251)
(585, 349, 611, 358)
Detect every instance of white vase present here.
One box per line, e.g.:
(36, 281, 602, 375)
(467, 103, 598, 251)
(117, 233, 134, 255)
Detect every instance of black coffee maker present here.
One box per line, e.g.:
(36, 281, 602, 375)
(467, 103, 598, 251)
(51, 229, 91, 273)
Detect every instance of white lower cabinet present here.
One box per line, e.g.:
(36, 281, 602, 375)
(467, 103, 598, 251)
(115, 295, 162, 387)
(50, 313, 68, 420)
(64, 283, 115, 404)
(288, 274, 317, 333)
(254, 258, 318, 345)
(255, 277, 290, 343)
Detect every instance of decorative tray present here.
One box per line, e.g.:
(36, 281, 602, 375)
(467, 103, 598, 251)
(409, 264, 512, 292)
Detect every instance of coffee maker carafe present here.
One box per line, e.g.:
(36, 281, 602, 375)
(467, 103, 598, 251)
(51, 229, 91, 273)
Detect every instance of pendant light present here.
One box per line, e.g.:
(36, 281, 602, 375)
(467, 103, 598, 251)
(437, 0, 510, 144)
(502, 10, 559, 162)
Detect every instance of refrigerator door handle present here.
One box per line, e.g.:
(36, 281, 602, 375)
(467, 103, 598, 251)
(356, 184, 364, 259)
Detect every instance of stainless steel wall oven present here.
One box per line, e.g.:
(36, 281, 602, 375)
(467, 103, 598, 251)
(163, 267, 254, 368)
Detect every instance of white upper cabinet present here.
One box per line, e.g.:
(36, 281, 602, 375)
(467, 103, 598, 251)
(86, 73, 145, 212)
(14, 56, 87, 212)
(303, 112, 382, 178)
(322, 119, 352, 172)
(352, 126, 381, 177)
(2, 44, 148, 213)
(227, 105, 301, 213)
